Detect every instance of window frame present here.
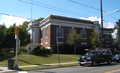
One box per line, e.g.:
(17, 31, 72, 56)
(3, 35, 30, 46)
(105, 35, 109, 43)
(81, 30, 87, 39)
(69, 29, 73, 34)
(56, 28, 64, 38)
(45, 28, 48, 38)
(41, 30, 43, 39)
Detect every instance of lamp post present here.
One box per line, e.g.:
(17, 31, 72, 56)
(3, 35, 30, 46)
(103, 10, 119, 17)
(100, 0, 119, 48)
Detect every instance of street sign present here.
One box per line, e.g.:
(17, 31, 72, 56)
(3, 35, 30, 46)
(14, 27, 18, 35)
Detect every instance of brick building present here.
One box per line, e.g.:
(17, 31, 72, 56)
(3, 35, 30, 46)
(27, 15, 112, 49)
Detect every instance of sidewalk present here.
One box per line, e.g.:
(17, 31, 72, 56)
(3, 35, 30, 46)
(0, 62, 78, 73)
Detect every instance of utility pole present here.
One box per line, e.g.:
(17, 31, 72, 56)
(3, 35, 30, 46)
(100, 0, 103, 48)
(56, 37, 60, 65)
(31, 0, 33, 22)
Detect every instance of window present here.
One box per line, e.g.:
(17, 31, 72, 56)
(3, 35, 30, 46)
(46, 28, 48, 37)
(105, 35, 109, 42)
(41, 31, 43, 39)
(99, 36, 101, 41)
(56, 28, 63, 37)
(81, 30, 87, 39)
(69, 29, 73, 34)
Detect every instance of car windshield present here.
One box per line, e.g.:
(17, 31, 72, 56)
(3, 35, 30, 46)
(114, 54, 119, 57)
(85, 51, 97, 56)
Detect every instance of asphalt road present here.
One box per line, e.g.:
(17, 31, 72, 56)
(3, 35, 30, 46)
(9, 62, 120, 73)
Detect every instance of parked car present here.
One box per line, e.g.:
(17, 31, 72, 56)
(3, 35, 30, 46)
(113, 54, 120, 62)
(78, 49, 113, 66)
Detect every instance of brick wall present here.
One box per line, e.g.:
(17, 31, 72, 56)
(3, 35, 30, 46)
(40, 25, 51, 48)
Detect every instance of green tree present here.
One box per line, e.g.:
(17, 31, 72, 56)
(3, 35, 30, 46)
(115, 19, 120, 49)
(0, 25, 6, 54)
(3, 24, 16, 48)
(66, 29, 83, 54)
(19, 21, 30, 46)
(89, 30, 101, 48)
(36, 18, 44, 21)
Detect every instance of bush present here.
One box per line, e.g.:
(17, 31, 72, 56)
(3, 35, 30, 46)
(18, 46, 27, 54)
(26, 43, 51, 55)
(51, 44, 57, 53)
(62, 45, 74, 54)
(26, 43, 41, 54)
(51, 44, 74, 54)
(76, 46, 92, 55)
(39, 46, 51, 54)
(1, 48, 10, 54)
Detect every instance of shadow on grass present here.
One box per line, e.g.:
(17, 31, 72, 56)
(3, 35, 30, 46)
(17, 59, 33, 65)
(35, 53, 52, 57)
(35, 64, 51, 66)
(0, 54, 15, 62)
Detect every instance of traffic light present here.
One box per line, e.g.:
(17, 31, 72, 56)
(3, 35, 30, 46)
(14, 27, 18, 35)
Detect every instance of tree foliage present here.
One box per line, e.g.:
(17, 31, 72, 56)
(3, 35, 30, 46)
(0, 25, 6, 54)
(115, 19, 120, 49)
(89, 30, 101, 48)
(36, 18, 44, 21)
(0, 17, 44, 54)
(19, 21, 30, 46)
(66, 29, 83, 54)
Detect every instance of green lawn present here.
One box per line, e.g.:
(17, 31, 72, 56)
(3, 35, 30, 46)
(0, 53, 81, 67)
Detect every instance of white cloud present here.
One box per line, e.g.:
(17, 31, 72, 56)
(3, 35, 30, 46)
(80, 16, 115, 28)
(103, 22, 114, 28)
(80, 16, 99, 21)
(80, 16, 117, 38)
(0, 15, 30, 28)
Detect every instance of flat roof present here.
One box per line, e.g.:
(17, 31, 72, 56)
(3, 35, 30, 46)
(40, 15, 94, 24)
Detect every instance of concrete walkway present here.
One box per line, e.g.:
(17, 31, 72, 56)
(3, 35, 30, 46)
(0, 62, 78, 73)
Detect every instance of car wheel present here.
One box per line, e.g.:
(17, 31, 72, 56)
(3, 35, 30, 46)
(92, 60, 96, 66)
(97, 63, 99, 65)
(118, 59, 120, 62)
(79, 63, 84, 66)
(107, 59, 112, 64)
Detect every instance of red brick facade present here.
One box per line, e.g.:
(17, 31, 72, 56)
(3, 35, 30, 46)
(40, 25, 112, 48)
(28, 15, 112, 49)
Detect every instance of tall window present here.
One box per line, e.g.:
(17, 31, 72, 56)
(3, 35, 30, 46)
(69, 29, 73, 34)
(46, 28, 48, 37)
(56, 28, 63, 37)
(81, 30, 87, 39)
(105, 35, 109, 42)
(41, 31, 43, 39)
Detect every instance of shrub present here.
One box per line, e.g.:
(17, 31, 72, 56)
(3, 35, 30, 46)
(26, 43, 51, 55)
(76, 46, 92, 55)
(44, 49, 51, 54)
(62, 45, 74, 54)
(18, 46, 27, 55)
(1, 48, 10, 54)
(51, 44, 74, 54)
(26, 43, 41, 54)
(51, 44, 57, 53)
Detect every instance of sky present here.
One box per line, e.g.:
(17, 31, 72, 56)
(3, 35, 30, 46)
(0, 0, 120, 37)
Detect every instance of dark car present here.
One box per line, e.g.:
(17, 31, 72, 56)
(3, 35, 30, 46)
(113, 54, 120, 62)
(78, 49, 113, 66)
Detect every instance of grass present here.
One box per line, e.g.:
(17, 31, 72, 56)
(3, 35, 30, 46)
(0, 53, 81, 67)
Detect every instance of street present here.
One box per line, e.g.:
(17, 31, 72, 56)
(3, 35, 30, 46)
(8, 62, 120, 73)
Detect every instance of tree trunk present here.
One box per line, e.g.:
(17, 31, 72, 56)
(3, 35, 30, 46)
(0, 49, 1, 55)
(74, 46, 76, 55)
